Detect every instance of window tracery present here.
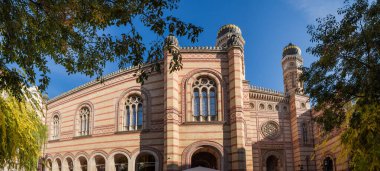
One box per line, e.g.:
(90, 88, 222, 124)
(192, 77, 217, 122)
(79, 107, 90, 136)
(123, 95, 143, 131)
(52, 115, 59, 140)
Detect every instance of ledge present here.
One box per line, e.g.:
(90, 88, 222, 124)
(114, 129, 144, 134)
(73, 135, 92, 139)
(182, 121, 226, 125)
(48, 139, 60, 143)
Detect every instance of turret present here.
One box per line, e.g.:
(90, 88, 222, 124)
(281, 43, 304, 94)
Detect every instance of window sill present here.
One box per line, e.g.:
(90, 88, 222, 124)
(73, 135, 92, 139)
(48, 139, 60, 143)
(183, 121, 225, 125)
(115, 129, 148, 134)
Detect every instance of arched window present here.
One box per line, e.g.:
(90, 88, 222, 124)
(192, 77, 217, 122)
(124, 95, 143, 131)
(323, 157, 334, 171)
(302, 123, 308, 144)
(52, 115, 60, 140)
(79, 107, 90, 136)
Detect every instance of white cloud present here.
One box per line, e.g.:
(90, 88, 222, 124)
(286, 0, 345, 22)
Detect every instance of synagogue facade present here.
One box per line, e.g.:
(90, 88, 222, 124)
(43, 24, 346, 171)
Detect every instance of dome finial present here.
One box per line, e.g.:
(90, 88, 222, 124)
(283, 43, 301, 58)
(216, 24, 245, 49)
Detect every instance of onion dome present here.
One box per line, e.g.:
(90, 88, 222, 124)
(216, 24, 245, 49)
(217, 24, 242, 39)
(282, 43, 301, 58)
(165, 34, 179, 47)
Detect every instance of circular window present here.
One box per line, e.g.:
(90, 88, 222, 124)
(283, 106, 288, 112)
(268, 104, 273, 110)
(250, 103, 255, 109)
(259, 104, 265, 110)
(261, 121, 280, 139)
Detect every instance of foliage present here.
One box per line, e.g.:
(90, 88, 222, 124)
(0, 92, 47, 170)
(302, 0, 379, 170)
(0, 0, 203, 99)
(341, 100, 380, 170)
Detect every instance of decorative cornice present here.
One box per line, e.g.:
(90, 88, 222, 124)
(48, 62, 162, 104)
(248, 85, 289, 102)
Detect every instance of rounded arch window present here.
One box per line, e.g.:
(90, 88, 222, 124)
(114, 154, 128, 171)
(192, 77, 217, 122)
(94, 155, 106, 171)
(45, 159, 53, 171)
(79, 107, 91, 136)
(136, 153, 156, 171)
(301, 102, 306, 109)
(56, 158, 62, 171)
(123, 95, 143, 131)
(66, 158, 73, 171)
(323, 157, 334, 171)
(78, 156, 88, 171)
(52, 115, 60, 140)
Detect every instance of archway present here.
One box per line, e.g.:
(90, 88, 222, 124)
(94, 155, 106, 171)
(266, 155, 279, 171)
(45, 159, 53, 171)
(114, 153, 128, 171)
(78, 156, 88, 171)
(323, 157, 334, 171)
(190, 147, 220, 170)
(65, 157, 74, 171)
(56, 158, 62, 171)
(191, 152, 217, 169)
(135, 153, 156, 171)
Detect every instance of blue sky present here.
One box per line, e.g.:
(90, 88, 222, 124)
(46, 0, 345, 98)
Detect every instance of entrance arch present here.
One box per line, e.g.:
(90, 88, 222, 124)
(266, 155, 279, 171)
(182, 141, 224, 171)
(191, 151, 218, 169)
(262, 151, 284, 171)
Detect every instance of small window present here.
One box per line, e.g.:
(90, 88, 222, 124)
(259, 104, 265, 110)
(302, 123, 308, 144)
(275, 105, 279, 111)
(268, 104, 273, 110)
(52, 115, 60, 140)
(79, 107, 90, 136)
(301, 103, 306, 109)
(250, 103, 255, 109)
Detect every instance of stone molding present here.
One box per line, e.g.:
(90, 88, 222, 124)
(181, 141, 225, 171)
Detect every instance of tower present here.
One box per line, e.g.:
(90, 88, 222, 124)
(281, 43, 304, 94)
(217, 24, 248, 170)
(282, 43, 316, 170)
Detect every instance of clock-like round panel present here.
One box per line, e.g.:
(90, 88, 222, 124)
(261, 121, 280, 139)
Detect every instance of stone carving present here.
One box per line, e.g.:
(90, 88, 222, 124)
(261, 121, 280, 139)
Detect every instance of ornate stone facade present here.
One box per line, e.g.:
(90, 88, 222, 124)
(42, 24, 342, 171)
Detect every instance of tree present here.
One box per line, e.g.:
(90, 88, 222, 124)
(0, 89, 47, 170)
(0, 0, 203, 99)
(301, 0, 380, 170)
(0, 1, 202, 170)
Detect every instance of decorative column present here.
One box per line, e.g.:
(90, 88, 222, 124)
(216, 24, 247, 171)
(281, 43, 316, 170)
(163, 35, 181, 171)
